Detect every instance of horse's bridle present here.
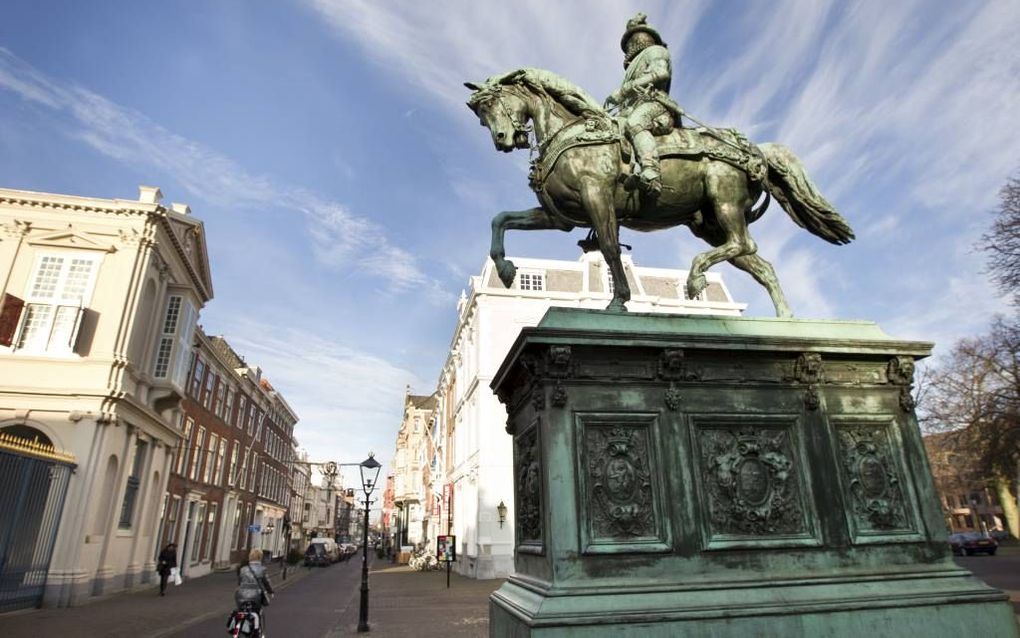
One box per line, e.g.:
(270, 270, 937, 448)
(477, 84, 533, 149)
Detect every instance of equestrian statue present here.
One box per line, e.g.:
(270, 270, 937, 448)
(465, 13, 854, 317)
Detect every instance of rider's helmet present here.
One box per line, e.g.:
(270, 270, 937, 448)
(620, 12, 664, 52)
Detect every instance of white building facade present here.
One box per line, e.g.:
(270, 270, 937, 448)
(435, 252, 744, 579)
(0, 186, 212, 609)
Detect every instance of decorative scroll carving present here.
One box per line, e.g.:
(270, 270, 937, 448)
(795, 353, 824, 384)
(515, 427, 543, 545)
(887, 356, 916, 412)
(551, 382, 568, 408)
(532, 388, 545, 411)
(586, 425, 655, 538)
(886, 356, 915, 385)
(658, 348, 701, 381)
(664, 385, 682, 411)
(699, 426, 806, 536)
(546, 345, 572, 378)
(837, 425, 913, 533)
(803, 387, 820, 411)
(795, 353, 823, 411)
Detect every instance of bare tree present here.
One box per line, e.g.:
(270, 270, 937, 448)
(982, 173, 1020, 306)
(921, 317, 1020, 537)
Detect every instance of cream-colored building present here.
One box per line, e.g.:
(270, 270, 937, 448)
(0, 186, 211, 609)
(434, 252, 744, 578)
(391, 390, 436, 552)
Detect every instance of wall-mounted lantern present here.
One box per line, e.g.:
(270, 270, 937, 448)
(497, 500, 508, 528)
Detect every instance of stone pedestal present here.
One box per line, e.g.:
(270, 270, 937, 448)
(488, 308, 1018, 637)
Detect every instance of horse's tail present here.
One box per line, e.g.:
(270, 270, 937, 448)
(759, 143, 855, 245)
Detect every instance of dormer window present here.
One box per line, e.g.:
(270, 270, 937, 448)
(518, 271, 545, 291)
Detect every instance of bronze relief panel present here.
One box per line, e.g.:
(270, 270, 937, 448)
(691, 415, 821, 549)
(831, 416, 921, 543)
(575, 413, 671, 554)
(514, 420, 544, 553)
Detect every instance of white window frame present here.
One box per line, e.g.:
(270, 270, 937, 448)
(227, 440, 239, 487)
(202, 433, 217, 483)
(14, 251, 101, 355)
(517, 270, 545, 292)
(190, 427, 205, 481)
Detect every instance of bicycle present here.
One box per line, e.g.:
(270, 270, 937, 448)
(227, 601, 264, 637)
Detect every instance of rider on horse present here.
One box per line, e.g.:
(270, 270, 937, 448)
(604, 13, 684, 199)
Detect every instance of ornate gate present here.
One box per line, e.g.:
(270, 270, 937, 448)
(0, 431, 75, 612)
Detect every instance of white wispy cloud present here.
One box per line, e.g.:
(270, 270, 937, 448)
(219, 319, 426, 471)
(0, 46, 439, 293)
(303, 0, 1019, 330)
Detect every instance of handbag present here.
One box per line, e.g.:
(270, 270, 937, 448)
(248, 565, 270, 607)
(171, 567, 182, 586)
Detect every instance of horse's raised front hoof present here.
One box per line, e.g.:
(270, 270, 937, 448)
(775, 305, 794, 319)
(686, 274, 707, 300)
(605, 298, 628, 313)
(496, 259, 517, 288)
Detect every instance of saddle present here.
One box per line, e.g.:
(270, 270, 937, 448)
(618, 124, 768, 185)
(528, 116, 768, 195)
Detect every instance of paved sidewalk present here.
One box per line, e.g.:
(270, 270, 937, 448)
(0, 562, 312, 638)
(330, 565, 502, 637)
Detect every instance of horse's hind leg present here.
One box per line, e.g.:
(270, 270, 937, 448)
(729, 253, 793, 318)
(490, 207, 573, 287)
(687, 165, 754, 299)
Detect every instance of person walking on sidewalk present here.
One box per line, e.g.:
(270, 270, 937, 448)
(156, 543, 178, 596)
(235, 548, 274, 635)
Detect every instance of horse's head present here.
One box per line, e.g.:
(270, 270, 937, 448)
(465, 71, 531, 153)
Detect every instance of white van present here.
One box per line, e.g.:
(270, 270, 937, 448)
(306, 538, 339, 565)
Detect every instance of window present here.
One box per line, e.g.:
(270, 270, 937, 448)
(518, 272, 545, 291)
(236, 395, 247, 428)
(239, 449, 249, 490)
(191, 502, 206, 563)
(176, 417, 194, 475)
(190, 358, 206, 398)
(213, 379, 226, 417)
(190, 427, 206, 480)
(249, 453, 258, 492)
(223, 386, 235, 423)
(202, 503, 217, 561)
(231, 503, 242, 550)
(248, 407, 258, 433)
(15, 253, 100, 353)
(202, 434, 217, 483)
(153, 296, 181, 377)
(241, 503, 252, 549)
(203, 373, 216, 409)
(215, 438, 227, 485)
(227, 440, 239, 487)
(119, 440, 148, 529)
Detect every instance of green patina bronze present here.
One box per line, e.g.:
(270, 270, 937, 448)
(471, 13, 1019, 637)
(488, 307, 1019, 636)
(465, 13, 853, 318)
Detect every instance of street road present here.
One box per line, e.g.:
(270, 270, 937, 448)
(956, 552, 1020, 614)
(167, 557, 367, 638)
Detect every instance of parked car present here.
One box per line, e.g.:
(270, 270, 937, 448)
(949, 532, 998, 556)
(338, 543, 358, 560)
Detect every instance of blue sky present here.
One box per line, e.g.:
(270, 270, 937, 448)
(2, 1, 1018, 483)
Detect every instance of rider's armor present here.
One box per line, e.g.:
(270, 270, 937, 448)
(612, 14, 683, 198)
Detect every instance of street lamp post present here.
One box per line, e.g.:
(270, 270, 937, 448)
(357, 453, 382, 633)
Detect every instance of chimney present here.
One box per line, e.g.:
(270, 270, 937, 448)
(170, 202, 191, 215)
(138, 185, 163, 204)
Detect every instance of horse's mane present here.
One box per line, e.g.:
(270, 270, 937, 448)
(469, 68, 605, 119)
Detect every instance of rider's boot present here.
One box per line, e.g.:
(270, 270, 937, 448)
(632, 130, 662, 198)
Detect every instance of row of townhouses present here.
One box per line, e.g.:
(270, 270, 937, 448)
(0, 186, 343, 613)
(383, 251, 747, 578)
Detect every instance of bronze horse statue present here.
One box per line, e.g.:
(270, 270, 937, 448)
(465, 68, 853, 316)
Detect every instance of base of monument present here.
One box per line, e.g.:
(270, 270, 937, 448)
(490, 568, 1016, 636)
(488, 308, 1020, 638)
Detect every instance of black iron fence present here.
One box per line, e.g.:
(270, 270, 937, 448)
(0, 438, 74, 612)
